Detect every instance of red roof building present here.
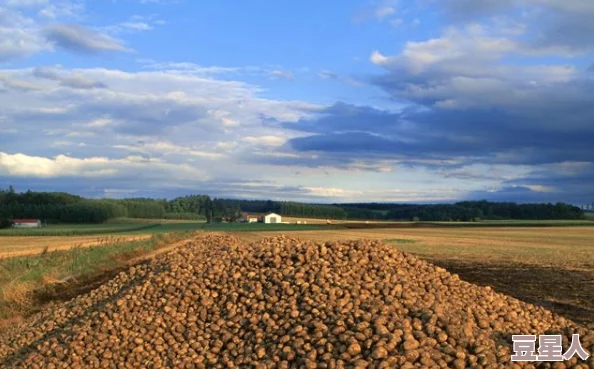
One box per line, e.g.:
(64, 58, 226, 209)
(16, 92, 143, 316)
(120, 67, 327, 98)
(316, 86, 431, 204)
(11, 219, 42, 228)
(12, 219, 41, 223)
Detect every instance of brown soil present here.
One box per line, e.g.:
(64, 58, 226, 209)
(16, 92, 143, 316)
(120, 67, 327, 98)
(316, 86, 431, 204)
(431, 260, 594, 325)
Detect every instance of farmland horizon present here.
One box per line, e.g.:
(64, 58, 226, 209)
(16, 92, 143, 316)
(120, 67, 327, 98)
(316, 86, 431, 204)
(3, 185, 594, 208)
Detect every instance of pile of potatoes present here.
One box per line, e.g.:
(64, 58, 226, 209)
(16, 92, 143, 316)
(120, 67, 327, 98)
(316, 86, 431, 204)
(0, 234, 592, 369)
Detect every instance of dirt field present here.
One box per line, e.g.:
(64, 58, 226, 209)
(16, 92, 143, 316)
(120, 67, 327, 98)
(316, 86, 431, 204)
(0, 235, 152, 258)
(234, 227, 594, 324)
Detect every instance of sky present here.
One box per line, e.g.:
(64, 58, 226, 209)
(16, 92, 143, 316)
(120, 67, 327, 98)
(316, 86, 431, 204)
(0, 0, 593, 204)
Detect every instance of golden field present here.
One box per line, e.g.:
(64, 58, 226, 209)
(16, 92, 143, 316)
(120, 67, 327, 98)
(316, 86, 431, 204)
(235, 226, 594, 269)
(0, 235, 152, 258)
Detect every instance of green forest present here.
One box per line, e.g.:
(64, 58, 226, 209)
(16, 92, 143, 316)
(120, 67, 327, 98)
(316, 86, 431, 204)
(0, 186, 586, 226)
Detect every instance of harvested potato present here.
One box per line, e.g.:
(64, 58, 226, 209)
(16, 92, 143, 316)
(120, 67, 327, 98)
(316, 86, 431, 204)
(0, 234, 592, 369)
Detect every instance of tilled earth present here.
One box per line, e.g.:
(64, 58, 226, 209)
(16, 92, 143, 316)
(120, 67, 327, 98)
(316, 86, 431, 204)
(0, 234, 593, 368)
(430, 260, 594, 326)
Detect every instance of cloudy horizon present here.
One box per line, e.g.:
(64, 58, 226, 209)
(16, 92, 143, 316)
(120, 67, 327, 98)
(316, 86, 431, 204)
(1, 0, 593, 204)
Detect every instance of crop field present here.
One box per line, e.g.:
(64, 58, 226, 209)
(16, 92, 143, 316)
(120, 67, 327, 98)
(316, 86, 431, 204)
(0, 223, 161, 236)
(234, 226, 594, 324)
(0, 221, 201, 258)
(0, 222, 337, 258)
(0, 235, 152, 258)
(285, 216, 594, 227)
(2, 220, 593, 326)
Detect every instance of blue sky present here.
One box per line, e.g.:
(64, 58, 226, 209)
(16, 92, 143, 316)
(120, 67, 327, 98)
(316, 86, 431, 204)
(1, 0, 593, 204)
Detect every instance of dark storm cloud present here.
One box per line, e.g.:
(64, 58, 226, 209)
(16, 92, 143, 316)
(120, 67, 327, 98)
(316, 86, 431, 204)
(466, 185, 594, 204)
(282, 102, 401, 134)
(436, 0, 594, 53)
(529, 12, 594, 53)
(283, 102, 594, 166)
(462, 162, 594, 203)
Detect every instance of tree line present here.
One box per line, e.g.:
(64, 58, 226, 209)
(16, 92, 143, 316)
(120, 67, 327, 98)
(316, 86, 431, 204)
(0, 188, 168, 224)
(340, 200, 585, 221)
(0, 187, 586, 225)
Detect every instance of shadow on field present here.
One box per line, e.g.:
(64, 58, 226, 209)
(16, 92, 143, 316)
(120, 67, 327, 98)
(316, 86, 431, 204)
(430, 260, 594, 325)
(32, 266, 130, 306)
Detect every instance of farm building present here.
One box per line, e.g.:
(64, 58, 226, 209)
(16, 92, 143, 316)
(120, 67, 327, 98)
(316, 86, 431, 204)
(263, 212, 282, 224)
(239, 212, 261, 223)
(12, 219, 41, 228)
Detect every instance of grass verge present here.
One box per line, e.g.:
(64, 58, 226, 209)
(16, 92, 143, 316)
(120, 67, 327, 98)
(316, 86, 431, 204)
(385, 238, 417, 244)
(0, 221, 339, 237)
(0, 231, 191, 323)
(0, 223, 161, 236)
(197, 223, 342, 232)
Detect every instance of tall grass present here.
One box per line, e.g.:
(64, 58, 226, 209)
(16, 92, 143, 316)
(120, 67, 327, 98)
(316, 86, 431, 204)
(0, 232, 190, 321)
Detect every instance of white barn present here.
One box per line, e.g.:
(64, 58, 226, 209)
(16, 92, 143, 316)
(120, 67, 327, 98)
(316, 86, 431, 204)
(12, 219, 41, 228)
(263, 212, 281, 224)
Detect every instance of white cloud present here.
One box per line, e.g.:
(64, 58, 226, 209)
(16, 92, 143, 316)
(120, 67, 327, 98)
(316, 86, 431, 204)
(390, 18, 403, 26)
(0, 65, 323, 193)
(372, 25, 516, 74)
(139, 60, 243, 75)
(87, 117, 114, 127)
(353, 0, 399, 23)
(370, 23, 583, 113)
(303, 186, 364, 198)
(115, 140, 226, 159)
(318, 70, 363, 86)
(0, 152, 206, 180)
(0, 0, 87, 62)
(33, 66, 108, 89)
(242, 135, 286, 147)
(140, 60, 301, 83)
(0, 75, 44, 91)
(101, 14, 164, 35)
(375, 6, 396, 20)
(45, 24, 132, 53)
(0, 7, 50, 61)
(269, 69, 294, 80)
(4, 0, 49, 7)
